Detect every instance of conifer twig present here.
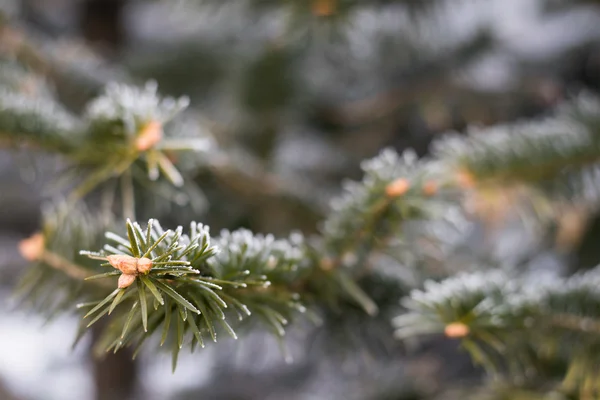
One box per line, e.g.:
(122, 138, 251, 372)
(39, 250, 92, 281)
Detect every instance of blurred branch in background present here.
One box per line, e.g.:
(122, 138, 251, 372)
(2, 0, 600, 400)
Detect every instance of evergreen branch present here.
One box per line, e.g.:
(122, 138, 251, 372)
(320, 147, 449, 279)
(0, 88, 82, 152)
(433, 94, 600, 187)
(80, 219, 312, 368)
(0, 24, 328, 220)
(0, 76, 214, 206)
(393, 267, 600, 393)
(14, 202, 111, 316)
(80, 213, 406, 367)
(324, 150, 420, 256)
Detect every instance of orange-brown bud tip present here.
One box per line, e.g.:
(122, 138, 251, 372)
(385, 178, 410, 198)
(18, 232, 45, 261)
(107, 254, 138, 275)
(312, 0, 337, 16)
(320, 257, 335, 271)
(137, 257, 153, 274)
(444, 322, 470, 338)
(118, 274, 136, 289)
(135, 120, 163, 151)
(456, 170, 476, 188)
(422, 181, 438, 196)
(555, 209, 588, 251)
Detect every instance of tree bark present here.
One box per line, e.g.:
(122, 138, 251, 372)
(91, 324, 138, 400)
(79, 0, 127, 52)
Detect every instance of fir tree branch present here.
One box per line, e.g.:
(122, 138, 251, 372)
(0, 21, 329, 217)
(394, 268, 600, 392)
(320, 147, 448, 276)
(78, 214, 404, 367)
(433, 94, 600, 188)
(14, 202, 112, 316)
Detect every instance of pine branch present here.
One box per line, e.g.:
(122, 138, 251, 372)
(77, 211, 410, 369)
(433, 94, 600, 188)
(71, 146, 452, 367)
(0, 87, 81, 152)
(14, 202, 111, 317)
(321, 147, 449, 275)
(0, 77, 214, 208)
(299, 144, 480, 315)
(393, 267, 600, 395)
(0, 21, 334, 217)
(79, 219, 307, 368)
(53, 92, 600, 374)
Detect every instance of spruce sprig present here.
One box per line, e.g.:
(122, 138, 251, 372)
(79, 219, 314, 370)
(80, 219, 219, 323)
(393, 268, 600, 396)
(433, 94, 600, 187)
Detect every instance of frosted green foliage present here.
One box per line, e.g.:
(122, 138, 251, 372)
(545, 164, 600, 208)
(394, 265, 600, 389)
(395, 205, 475, 276)
(565, 91, 600, 129)
(15, 202, 106, 318)
(0, 60, 50, 96)
(396, 266, 600, 338)
(208, 228, 306, 285)
(394, 270, 517, 338)
(181, 221, 220, 266)
(203, 228, 310, 342)
(322, 148, 437, 255)
(0, 89, 80, 148)
(361, 148, 421, 181)
(84, 219, 220, 281)
(432, 94, 600, 183)
(0, 77, 213, 200)
(85, 80, 190, 137)
(61, 81, 213, 197)
(159, 114, 215, 152)
(541, 266, 600, 317)
(78, 219, 312, 367)
(80, 219, 234, 366)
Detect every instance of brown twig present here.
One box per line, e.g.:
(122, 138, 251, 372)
(39, 250, 92, 280)
(39, 250, 114, 289)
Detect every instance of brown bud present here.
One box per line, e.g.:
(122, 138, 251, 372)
(107, 255, 138, 275)
(444, 322, 469, 338)
(312, 0, 337, 16)
(555, 208, 588, 251)
(135, 120, 163, 151)
(456, 170, 475, 189)
(422, 181, 438, 196)
(320, 257, 335, 271)
(385, 178, 410, 198)
(136, 257, 153, 274)
(18, 232, 45, 261)
(118, 274, 136, 289)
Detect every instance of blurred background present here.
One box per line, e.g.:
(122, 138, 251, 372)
(1, 0, 600, 399)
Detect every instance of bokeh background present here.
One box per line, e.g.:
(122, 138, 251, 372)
(1, 0, 600, 399)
